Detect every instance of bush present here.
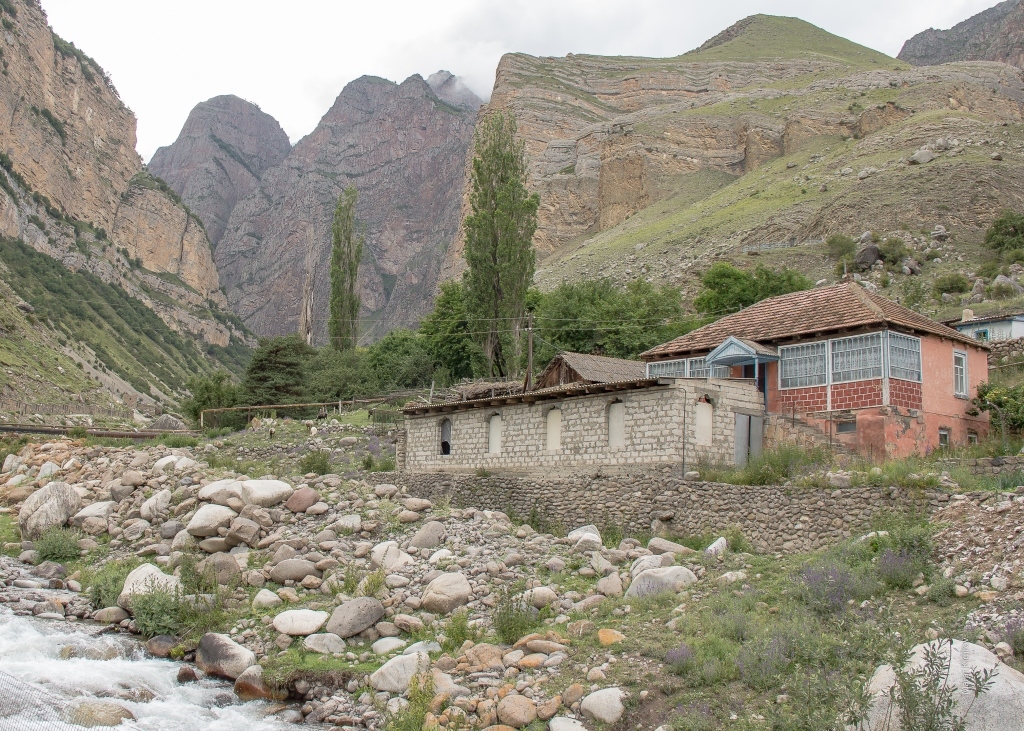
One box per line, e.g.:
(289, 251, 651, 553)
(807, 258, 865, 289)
(985, 210, 1024, 252)
(440, 609, 476, 653)
(385, 673, 434, 731)
(299, 449, 331, 476)
(68, 426, 88, 439)
(35, 526, 82, 563)
(131, 584, 184, 638)
(83, 559, 140, 608)
(826, 234, 856, 259)
(879, 237, 908, 266)
(492, 583, 538, 645)
(666, 636, 737, 687)
(876, 548, 919, 589)
(1005, 617, 1024, 656)
(799, 561, 875, 614)
(359, 567, 386, 598)
(933, 273, 970, 296)
(929, 577, 957, 607)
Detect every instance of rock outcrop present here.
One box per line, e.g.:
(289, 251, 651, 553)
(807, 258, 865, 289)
(149, 96, 291, 247)
(899, 1, 1024, 70)
(214, 73, 479, 341)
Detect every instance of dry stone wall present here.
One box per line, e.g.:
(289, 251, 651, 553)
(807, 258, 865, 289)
(937, 455, 1024, 477)
(987, 337, 1024, 364)
(365, 470, 934, 553)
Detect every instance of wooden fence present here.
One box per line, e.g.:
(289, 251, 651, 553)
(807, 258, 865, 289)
(0, 398, 132, 420)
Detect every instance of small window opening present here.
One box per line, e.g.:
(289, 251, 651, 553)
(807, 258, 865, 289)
(608, 401, 625, 448)
(546, 408, 562, 451)
(487, 414, 502, 455)
(967, 431, 978, 445)
(938, 428, 950, 448)
(439, 418, 452, 456)
(836, 421, 857, 434)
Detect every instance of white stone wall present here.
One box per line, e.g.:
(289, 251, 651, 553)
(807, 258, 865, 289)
(403, 379, 763, 474)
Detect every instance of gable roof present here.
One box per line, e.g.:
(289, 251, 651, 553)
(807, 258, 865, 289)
(536, 352, 647, 386)
(642, 283, 983, 361)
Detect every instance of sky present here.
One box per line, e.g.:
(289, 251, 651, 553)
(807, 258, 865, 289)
(42, 0, 1003, 162)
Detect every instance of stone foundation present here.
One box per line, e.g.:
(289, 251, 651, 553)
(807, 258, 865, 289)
(937, 455, 1024, 477)
(365, 470, 937, 553)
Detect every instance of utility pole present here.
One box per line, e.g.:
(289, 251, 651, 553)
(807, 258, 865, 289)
(523, 312, 534, 393)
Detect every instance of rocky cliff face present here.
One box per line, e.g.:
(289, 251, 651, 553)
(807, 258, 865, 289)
(898, 1, 1024, 69)
(0, 0, 223, 301)
(214, 73, 479, 341)
(148, 96, 291, 247)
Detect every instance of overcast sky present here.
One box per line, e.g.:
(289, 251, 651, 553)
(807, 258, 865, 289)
(42, 0, 1001, 161)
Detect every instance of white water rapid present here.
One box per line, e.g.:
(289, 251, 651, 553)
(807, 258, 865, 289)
(0, 607, 301, 730)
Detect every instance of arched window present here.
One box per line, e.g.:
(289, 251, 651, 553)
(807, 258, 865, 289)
(608, 401, 625, 448)
(487, 414, 502, 455)
(546, 408, 562, 451)
(439, 418, 452, 455)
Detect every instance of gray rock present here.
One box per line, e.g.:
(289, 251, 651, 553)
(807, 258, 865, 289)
(140, 489, 172, 521)
(909, 148, 935, 165)
(160, 521, 185, 539)
(624, 566, 697, 598)
(326, 597, 385, 638)
(303, 633, 347, 654)
(581, 687, 625, 724)
(196, 633, 256, 680)
(206, 553, 242, 585)
(186, 504, 238, 537)
(421, 572, 472, 614)
(37, 461, 60, 480)
(94, 606, 130, 623)
(268, 559, 321, 583)
(410, 521, 447, 549)
(252, 589, 283, 609)
(71, 501, 116, 529)
(19, 482, 82, 539)
(994, 274, 1024, 294)
(648, 537, 693, 556)
(369, 652, 430, 692)
(272, 609, 329, 636)
(120, 471, 147, 487)
(239, 479, 293, 507)
(854, 244, 882, 270)
(117, 564, 182, 609)
(225, 517, 260, 548)
(704, 537, 728, 557)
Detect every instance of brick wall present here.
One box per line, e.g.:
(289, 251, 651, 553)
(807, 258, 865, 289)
(777, 385, 828, 411)
(403, 379, 763, 475)
(890, 379, 923, 410)
(831, 379, 884, 410)
(364, 470, 937, 554)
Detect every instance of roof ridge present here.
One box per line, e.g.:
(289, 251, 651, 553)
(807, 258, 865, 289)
(849, 282, 886, 319)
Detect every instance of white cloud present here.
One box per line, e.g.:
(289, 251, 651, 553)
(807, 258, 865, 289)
(40, 0, 1002, 160)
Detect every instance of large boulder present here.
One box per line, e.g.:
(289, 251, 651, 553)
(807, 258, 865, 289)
(18, 482, 81, 539)
(858, 639, 1024, 730)
(568, 525, 602, 552)
(410, 521, 447, 549)
(196, 633, 256, 680)
(273, 609, 329, 636)
(304, 633, 347, 654)
(186, 504, 238, 537)
(71, 501, 116, 529)
(67, 700, 135, 727)
(36, 461, 60, 481)
(284, 486, 319, 512)
(624, 566, 697, 598)
(268, 559, 320, 584)
(421, 572, 472, 614)
(234, 664, 285, 701)
(140, 489, 172, 521)
(120, 471, 147, 487)
(225, 517, 261, 548)
(370, 540, 414, 572)
(117, 564, 182, 609)
(497, 695, 538, 728)
(326, 597, 385, 638)
(239, 479, 293, 507)
(206, 553, 242, 585)
(150, 414, 188, 432)
(197, 479, 243, 506)
(369, 652, 430, 692)
(581, 688, 625, 724)
(854, 244, 882, 270)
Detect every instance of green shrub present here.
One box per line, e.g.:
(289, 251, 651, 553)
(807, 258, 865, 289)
(299, 449, 331, 475)
(440, 609, 477, 653)
(68, 426, 88, 439)
(131, 584, 184, 638)
(35, 526, 82, 563)
(83, 558, 140, 608)
(492, 583, 537, 645)
(156, 434, 198, 448)
(384, 673, 435, 731)
(826, 234, 857, 260)
(929, 577, 957, 607)
(879, 237, 908, 265)
(933, 273, 970, 296)
(725, 526, 751, 553)
(359, 567, 386, 598)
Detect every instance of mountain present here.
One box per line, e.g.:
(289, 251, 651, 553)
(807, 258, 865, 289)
(0, 0, 250, 411)
(898, 1, 1024, 70)
(213, 73, 479, 341)
(441, 15, 1024, 306)
(148, 95, 292, 247)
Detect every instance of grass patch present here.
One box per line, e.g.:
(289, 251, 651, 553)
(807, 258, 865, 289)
(440, 609, 478, 653)
(82, 557, 141, 609)
(492, 583, 539, 645)
(0, 514, 19, 554)
(298, 449, 331, 476)
(698, 445, 827, 486)
(34, 526, 82, 563)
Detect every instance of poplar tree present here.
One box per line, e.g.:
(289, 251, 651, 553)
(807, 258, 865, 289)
(328, 187, 363, 350)
(463, 112, 539, 377)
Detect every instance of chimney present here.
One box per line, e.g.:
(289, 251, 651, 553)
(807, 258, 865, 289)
(962, 308, 974, 322)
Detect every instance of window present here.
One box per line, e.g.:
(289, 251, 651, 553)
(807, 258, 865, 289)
(888, 333, 922, 382)
(608, 401, 625, 448)
(687, 358, 710, 378)
(967, 432, 978, 445)
(647, 359, 687, 378)
(439, 419, 452, 456)
(779, 342, 827, 388)
(953, 351, 968, 397)
(546, 408, 562, 451)
(975, 329, 989, 342)
(938, 429, 950, 447)
(487, 414, 502, 455)
(695, 400, 713, 446)
(832, 333, 883, 383)
(836, 421, 856, 434)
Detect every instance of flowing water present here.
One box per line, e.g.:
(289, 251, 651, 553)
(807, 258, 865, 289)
(0, 607, 300, 730)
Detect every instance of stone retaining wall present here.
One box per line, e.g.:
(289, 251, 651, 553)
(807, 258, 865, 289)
(364, 470, 937, 554)
(937, 455, 1024, 477)
(987, 337, 1024, 365)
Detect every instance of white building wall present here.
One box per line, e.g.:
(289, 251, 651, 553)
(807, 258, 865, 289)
(403, 379, 764, 474)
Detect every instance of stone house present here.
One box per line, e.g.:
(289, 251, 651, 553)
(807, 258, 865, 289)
(641, 283, 989, 459)
(533, 352, 645, 390)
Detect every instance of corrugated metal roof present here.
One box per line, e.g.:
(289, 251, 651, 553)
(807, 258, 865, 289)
(535, 352, 646, 387)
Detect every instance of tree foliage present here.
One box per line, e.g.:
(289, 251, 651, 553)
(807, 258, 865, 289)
(462, 112, 539, 377)
(693, 263, 811, 315)
(328, 187, 363, 351)
(241, 334, 314, 406)
(418, 281, 481, 383)
(180, 371, 240, 427)
(984, 210, 1024, 252)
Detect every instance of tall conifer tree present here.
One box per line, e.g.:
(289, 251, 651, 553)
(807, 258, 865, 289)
(328, 187, 363, 350)
(463, 113, 539, 377)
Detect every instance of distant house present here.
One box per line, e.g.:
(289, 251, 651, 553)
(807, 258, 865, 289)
(948, 308, 1024, 343)
(641, 283, 989, 458)
(533, 352, 646, 390)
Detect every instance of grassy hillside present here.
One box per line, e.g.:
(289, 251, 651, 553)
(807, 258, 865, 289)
(0, 238, 248, 406)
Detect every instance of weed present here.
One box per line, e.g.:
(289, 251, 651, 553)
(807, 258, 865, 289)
(155, 434, 199, 448)
(929, 577, 957, 607)
(1004, 617, 1024, 656)
(440, 609, 476, 654)
(799, 561, 875, 614)
(67, 426, 88, 439)
(492, 583, 539, 645)
(876, 548, 920, 590)
(299, 449, 331, 476)
(725, 526, 751, 553)
(602, 522, 624, 548)
(131, 583, 184, 638)
(35, 526, 82, 563)
(343, 564, 361, 595)
(82, 558, 140, 608)
(359, 568, 386, 598)
(475, 468, 491, 477)
(384, 673, 435, 731)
